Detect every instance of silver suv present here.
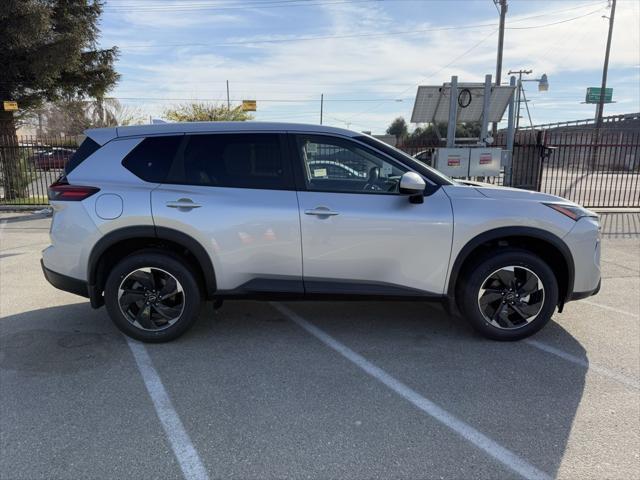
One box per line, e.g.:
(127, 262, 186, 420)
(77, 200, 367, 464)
(41, 122, 601, 342)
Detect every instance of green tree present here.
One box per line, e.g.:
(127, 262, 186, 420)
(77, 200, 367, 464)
(406, 123, 445, 146)
(0, 0, 118, 198)
(164, 103, 254, 122)
(38, 98, 144, 137)
(456, 121, 482, 138)
(386, 117, 409, 142)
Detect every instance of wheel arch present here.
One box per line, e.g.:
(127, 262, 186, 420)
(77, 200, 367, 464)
(447, 227, 575, 309)
(87, 226, 217, 307)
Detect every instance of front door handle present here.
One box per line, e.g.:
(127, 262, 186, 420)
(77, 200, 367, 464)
(166, 198, 202, 210)
(304, 207, 339, 217)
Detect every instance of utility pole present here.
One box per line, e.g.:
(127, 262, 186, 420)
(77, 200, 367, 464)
(492, 0, 507, 137)
(595, 0, 616, 129)
(320, 94, 323, 125)
(592, 0, 616, 166)
(507, 69, 532, 132)
(495, 0, 507, 87)
(226, 80, 230, 110)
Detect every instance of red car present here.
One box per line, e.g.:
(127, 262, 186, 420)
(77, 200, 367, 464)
(31, 148, 76, 170)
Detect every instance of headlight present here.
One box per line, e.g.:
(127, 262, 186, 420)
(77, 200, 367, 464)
(544, 203, 599, 221)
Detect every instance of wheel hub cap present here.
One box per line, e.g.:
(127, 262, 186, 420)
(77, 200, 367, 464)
(118, 267, 185, 332)
(477, 265, 545, 330)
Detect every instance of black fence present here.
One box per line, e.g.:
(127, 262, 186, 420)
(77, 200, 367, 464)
(398, 128, 640, 208)
(1, 130, 639, 208)
(0, 135, 81, 206)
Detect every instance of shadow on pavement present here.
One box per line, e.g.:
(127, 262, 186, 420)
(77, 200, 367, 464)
(600, 212, 640, 238)
(0, 300, 587, 479)
(0, 303, 123, 375)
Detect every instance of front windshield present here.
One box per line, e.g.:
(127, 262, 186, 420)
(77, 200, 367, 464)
(354, 135, 455, 185)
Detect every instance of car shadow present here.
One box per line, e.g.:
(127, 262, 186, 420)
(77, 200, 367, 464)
(0, 300, 587, 478)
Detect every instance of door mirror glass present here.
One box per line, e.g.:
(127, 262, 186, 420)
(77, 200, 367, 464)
(399, 172, 426, 194)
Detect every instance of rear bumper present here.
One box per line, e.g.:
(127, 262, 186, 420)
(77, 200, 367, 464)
(41, 259, 89, 298)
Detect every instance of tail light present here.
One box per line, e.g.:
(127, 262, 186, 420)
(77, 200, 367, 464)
(48, 179, 100, 201)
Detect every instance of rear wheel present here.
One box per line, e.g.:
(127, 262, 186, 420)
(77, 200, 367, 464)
(458, 248, 558, 341)
(104, 252, 201, 342)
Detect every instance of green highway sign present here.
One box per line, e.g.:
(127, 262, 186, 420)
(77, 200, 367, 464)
(585, 87, 613, 104)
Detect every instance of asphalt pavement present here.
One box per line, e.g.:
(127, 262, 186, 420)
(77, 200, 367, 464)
(0, 212, 638, 480)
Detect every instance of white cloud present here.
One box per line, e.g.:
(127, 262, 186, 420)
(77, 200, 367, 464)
(106, 0, 640, 132)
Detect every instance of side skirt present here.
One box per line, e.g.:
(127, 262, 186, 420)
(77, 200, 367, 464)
(214, 277, 445, 302)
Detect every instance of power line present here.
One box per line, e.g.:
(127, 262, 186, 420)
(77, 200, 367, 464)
(344, 28, 499, 123)
(113, 3, 607, 49)
(342, 4, 607, 124)
(108, 96, 405, 102)
(104, 0, 382, 12)
(118, 23, 499, 49)
(506, 7, 604, 29)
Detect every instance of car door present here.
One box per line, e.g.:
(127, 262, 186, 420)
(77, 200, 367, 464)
(149, 132, 303, 293)
(291, 133, 453, 295)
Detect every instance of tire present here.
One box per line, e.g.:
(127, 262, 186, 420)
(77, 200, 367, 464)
(104, 251, 201, 342)
(457, 248, 558, 341)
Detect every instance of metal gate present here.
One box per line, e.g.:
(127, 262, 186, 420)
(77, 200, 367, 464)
(510, 129, 640, 208)
(399, 126, 639, 208)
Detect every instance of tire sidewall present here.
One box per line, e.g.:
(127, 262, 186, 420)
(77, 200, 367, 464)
(460, 249, 559, 341)
(104, 252, 201, 343)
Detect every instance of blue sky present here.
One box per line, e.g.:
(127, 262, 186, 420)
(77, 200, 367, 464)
(99, 0, 640, 133)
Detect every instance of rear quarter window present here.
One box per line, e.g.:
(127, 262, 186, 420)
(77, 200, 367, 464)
(122, 135, 183, 183)
(65, 138, 100, 174)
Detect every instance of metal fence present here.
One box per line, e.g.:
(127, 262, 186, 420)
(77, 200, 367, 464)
(1, 130, 639, 208)
(398, 128, 640, 208)
(540, 130, 639, 208)
(0, 135, 80, 206)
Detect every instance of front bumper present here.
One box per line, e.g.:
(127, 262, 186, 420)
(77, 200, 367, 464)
(568, 278, 601, 301)
(563, 216, 601, 297)
(41, 259, 89, 298)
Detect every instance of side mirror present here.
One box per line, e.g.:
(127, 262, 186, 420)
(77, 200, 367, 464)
(399, 172, 426, 204)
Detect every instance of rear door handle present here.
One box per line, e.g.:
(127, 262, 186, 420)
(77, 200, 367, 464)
(166, 198, 202, 210)
(304, 207, 339, 217)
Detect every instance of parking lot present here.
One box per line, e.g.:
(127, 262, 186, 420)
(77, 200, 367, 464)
(0, 211, 638, 480)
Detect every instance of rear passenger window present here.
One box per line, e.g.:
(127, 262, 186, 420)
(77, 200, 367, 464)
(122, 135, 182, 183)
(65, 138, 100, 174)
(167, 134, 291, 190)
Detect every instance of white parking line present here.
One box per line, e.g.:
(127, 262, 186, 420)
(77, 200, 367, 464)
(580, 299, 639, 318)
(272, 302, 551, 480)
(126, 338, 209, 480)
(524, 339, 640, 390)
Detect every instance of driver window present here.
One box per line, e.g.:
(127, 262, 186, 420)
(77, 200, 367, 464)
(296, 135, 407, 194)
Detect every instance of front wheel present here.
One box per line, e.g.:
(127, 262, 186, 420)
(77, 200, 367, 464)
(104, 251, 201, 342)
(458, 249, 558, 341)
